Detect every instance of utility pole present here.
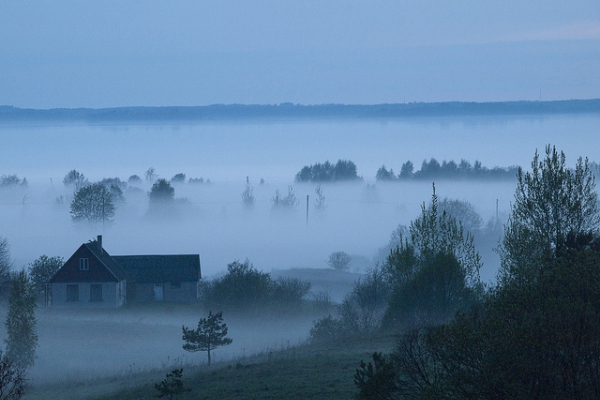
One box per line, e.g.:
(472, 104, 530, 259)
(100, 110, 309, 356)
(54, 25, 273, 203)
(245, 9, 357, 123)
(496, 199, 499, 221)
(306, 195, 309, 226)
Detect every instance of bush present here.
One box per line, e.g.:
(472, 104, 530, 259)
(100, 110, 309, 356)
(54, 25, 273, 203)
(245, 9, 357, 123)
(309, 267, 390, 342)
(201, 260, 311, 311)
(270, 277, 311, 305)
(327, 251, 351, 271)
(308, 315, 347, 344)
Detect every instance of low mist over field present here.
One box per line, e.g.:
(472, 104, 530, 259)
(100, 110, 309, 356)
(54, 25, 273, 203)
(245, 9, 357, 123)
(0, 114, 598, 393)
(2, 114, 599, 280)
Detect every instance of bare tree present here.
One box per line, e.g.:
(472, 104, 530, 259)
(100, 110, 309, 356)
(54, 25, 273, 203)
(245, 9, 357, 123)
(314, 185, 327, 213)
(241, 177, 255, 208)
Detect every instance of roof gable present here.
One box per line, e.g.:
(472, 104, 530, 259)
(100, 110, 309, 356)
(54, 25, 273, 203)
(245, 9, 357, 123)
(50, 242, 127, 283)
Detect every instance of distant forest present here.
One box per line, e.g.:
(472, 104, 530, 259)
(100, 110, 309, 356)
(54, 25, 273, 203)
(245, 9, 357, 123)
(294, 158, 519, 183)
(295, 159, 600, 183)
(1, 99, 600, 122)
(376, 158, 520, 181)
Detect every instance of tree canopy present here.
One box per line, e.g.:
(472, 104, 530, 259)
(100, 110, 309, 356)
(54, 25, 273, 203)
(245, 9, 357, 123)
(383, 184, 482, 329)
(27, 255, 63, 296)
(295, 159, 361, 182)
(4, 270, 37, 370)
(70, 183, 115, 224)
(499, 144, 599, 283)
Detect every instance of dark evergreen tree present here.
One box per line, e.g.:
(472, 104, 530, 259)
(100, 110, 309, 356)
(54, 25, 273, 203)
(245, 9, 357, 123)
(182, 311, 232, 367)
(0, 238, 11, 300)
(155, 368, 190, 399)
(5, 271, 37, 369)
(383, 184, 482, 330)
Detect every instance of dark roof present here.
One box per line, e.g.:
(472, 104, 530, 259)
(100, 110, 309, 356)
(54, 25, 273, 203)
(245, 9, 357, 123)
(113, 254, 201, 283)
(50, 239, 127, 283)
(86, 241, 128, 281)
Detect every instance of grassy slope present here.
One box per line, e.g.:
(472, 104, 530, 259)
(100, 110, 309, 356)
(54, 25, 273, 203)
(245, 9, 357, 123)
(25, 334, 395, 400)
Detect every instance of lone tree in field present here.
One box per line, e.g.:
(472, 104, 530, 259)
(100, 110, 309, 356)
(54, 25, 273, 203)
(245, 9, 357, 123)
(70, 183, 115, 225)
(328, 251, 352, 271)
(5, 270, 37, 370)
(182, 311, 232, 367)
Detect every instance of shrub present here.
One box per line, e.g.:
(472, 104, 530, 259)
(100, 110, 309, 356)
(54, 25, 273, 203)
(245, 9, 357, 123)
(201, 260, 310, 312)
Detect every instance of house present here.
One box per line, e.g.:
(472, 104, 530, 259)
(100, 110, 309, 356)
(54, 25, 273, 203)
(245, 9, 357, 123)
(49, 236, 201, 308)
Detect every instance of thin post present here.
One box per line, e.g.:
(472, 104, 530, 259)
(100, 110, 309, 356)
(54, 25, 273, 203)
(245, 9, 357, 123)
(496, 199, 499, 221)
(306, 195, 309, 225)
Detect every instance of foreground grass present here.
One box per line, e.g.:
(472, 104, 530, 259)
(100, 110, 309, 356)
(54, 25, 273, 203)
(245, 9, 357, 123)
(25, 334, 395, 400)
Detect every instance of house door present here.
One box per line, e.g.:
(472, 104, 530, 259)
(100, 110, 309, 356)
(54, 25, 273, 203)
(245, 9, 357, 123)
(154, 284, 163, 301)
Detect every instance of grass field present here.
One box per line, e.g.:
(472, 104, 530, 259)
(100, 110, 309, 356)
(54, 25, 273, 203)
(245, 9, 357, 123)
(25, 333, 395, 400)
(19, 268, 372, 399)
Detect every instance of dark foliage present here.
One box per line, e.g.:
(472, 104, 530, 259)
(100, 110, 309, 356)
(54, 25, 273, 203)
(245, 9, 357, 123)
(295, 159, 361, 182)
(382, 185, 482, 331)
(170, 173, 186, 183)
(0, 352, 26, 400)
(27, 255, 63, 296)
(62, 169, 88, 189)
(357, 147, 600, 400)
(70, 183, 116, 223)
(149, 179, 175, 203)
(0, 238, 11, 300)
(309, 267, 390, 343)
(182, 311, 232, 366)
(200, 260, 311, 311)
(127, 174, 142, 185)
(376, 158, 519, 181)
(355, 352, 398, 400)
(327, 251, 352, 271)
(155, 368, 190, 399)
(0, 175, 27, 189)
(4, 271, 37, 370)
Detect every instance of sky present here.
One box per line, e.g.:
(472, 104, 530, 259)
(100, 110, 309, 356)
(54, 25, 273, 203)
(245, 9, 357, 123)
(0, 1, 599, 108)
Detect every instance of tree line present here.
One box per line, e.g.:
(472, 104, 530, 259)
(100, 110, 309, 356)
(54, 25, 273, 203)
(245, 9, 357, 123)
(344, 145, 600, 399)
(294, 157, 524, 183)
(376, 158, 520, 181)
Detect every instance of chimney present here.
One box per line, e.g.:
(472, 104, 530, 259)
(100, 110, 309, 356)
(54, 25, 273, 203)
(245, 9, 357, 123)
(97, 235, 102, 252)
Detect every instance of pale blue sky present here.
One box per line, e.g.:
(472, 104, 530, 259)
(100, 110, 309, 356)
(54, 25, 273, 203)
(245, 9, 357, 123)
(1, 1, 599, 108)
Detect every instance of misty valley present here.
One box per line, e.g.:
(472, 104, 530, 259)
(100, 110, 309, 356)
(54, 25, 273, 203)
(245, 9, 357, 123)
(0, 112, 599, 399)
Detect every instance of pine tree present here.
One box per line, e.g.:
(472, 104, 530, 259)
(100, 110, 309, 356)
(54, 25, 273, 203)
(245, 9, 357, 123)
(4, 271, 37, 369)
(155, 368, 190, 399)
(182, 311, 232, 366)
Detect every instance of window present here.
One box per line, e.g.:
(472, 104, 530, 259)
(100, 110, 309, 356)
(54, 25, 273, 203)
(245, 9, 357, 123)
(90, 284, 102, 302)
(66, 284, 79, 302)
(170, 282, 181, 289)
(79, 258, 89, 271)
